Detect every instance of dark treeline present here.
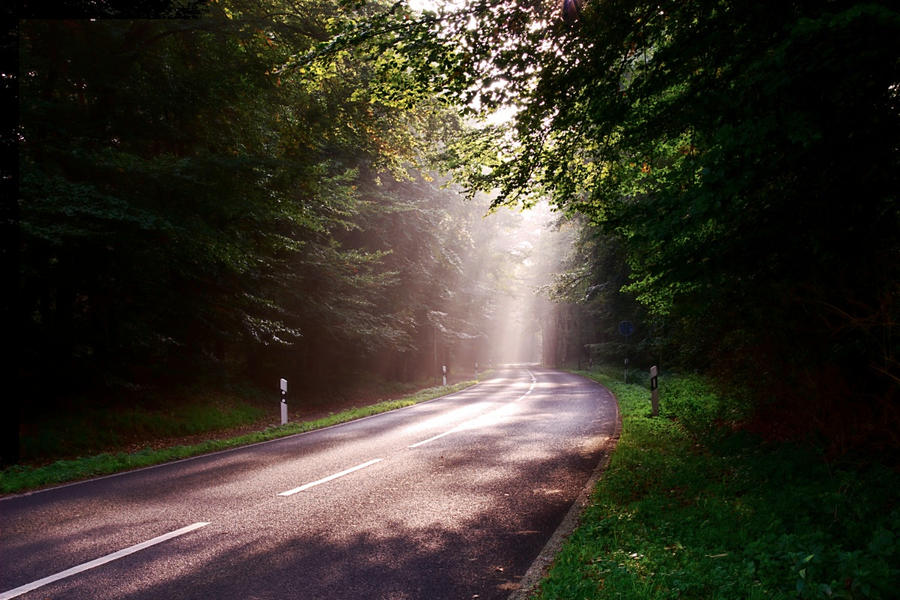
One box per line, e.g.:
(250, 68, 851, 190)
(9, 2, 567, 465)
(374, 0, 900, 453)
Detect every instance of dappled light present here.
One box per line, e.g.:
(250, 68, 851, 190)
(6, 1, 898, 598)
(1, 370, 618, 599)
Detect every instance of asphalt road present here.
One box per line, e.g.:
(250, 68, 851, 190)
(1, 367, 619, 600)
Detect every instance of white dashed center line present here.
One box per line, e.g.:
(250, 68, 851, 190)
(408, 370, 537, 448)
(278, 458, 384, 496)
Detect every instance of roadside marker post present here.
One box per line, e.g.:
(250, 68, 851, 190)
(649, 365, 659, 416)
(442, 365, 447, 387)
(280, 378, 288, 425)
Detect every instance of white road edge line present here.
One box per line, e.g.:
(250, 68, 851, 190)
(409, 369, 537, 449)
(0, 522, 210, 600)
(278, 458, 383, 497)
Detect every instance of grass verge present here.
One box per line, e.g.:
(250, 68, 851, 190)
(19, 390, 268, 460)
(532, 367, 899, 599)
(1, 380, 479, 495)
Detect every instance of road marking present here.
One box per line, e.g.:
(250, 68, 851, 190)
(524, 369, 537, 395)
(0, 522, 210, 600)
(408, 428, 458, 448)
(409, 370, 537, 448)
(278, 458, 383, 496)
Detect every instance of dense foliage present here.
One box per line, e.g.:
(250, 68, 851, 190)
(18, 13, 381, 390)
(10, 0, 563, 464)
(359, 0, 900, 450)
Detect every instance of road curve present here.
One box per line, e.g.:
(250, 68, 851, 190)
(1, 367, 618, 600)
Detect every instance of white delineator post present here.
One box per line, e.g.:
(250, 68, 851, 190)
(280, 378, 288, 425)
(650, 365, 659, 417)
(442, 365, 447, 386)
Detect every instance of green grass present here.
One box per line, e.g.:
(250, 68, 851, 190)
(533, 368, 899, 599)
(20, 392, 268, 460)
(0, 379, 480, 495)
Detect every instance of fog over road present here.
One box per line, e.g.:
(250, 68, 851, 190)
(1, 368, 619, 600)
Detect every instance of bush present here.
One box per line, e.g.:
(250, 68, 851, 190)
(659, 375, 749, 438)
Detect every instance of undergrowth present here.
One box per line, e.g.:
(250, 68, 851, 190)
(20, 392, 267, 460)
(534, 368, 899, 599)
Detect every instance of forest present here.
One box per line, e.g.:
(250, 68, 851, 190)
(4, 0, 899, 467)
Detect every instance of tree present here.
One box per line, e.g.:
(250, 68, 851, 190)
(15, 0, 539, 459)
(351, 0, 900, 447)
(15, 1, 463, 403)
(548, 220, 659, 368)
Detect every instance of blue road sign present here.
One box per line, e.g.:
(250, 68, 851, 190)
(618, 321, 635, 337)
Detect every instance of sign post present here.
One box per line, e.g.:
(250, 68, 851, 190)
(649, 366, 659, 416)
(280, 378, 288, 425)
(624, 358, 629, 383)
